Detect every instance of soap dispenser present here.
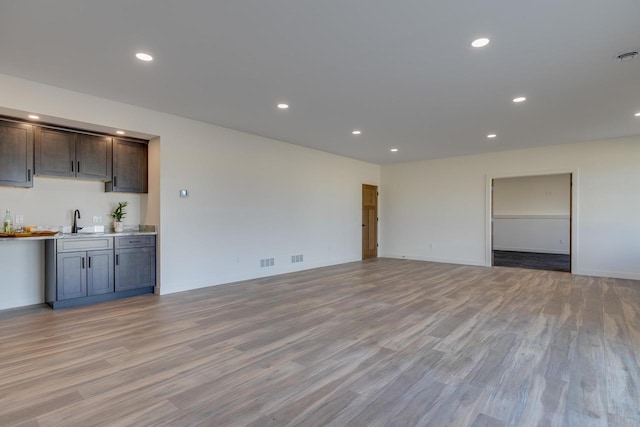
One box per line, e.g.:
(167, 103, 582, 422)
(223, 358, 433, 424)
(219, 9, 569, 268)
(3, 209, 13, 233)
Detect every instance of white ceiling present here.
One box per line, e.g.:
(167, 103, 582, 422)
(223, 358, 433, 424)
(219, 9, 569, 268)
(1, 1, 639, 164)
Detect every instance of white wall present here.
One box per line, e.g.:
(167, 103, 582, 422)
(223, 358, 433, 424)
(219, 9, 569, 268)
(493, 174, 570, 216)
(493, 217, 570, 254)
(380, 137, 640, 280)
(493, 174, 570, 254)
(0, 73, 380, 309)
(0, 177, 143, 228)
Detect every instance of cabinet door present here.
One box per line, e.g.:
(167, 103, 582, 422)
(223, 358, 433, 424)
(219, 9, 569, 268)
(87, 250, 114, 296)
(0, 120, 33, 187)
(57, 252, 87, 300)
(109, 139, 148, 193)
(76, 135, 112, 181)
(34, 128, 75, 178)
(115, 247, 156, 291)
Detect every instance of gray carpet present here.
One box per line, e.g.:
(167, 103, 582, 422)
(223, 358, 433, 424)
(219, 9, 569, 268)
(493, 250, 570, 272)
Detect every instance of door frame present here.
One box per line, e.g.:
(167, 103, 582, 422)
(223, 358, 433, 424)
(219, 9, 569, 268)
(485, 168, 578, 273)
(362, 184, 378, 260)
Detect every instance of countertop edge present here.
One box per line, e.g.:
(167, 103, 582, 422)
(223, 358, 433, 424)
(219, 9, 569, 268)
(0, 231, 157, 242)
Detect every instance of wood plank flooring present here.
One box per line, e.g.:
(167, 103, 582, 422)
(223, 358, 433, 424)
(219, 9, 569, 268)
(493, 251, 571, 272)
(1, 258, 639, 426)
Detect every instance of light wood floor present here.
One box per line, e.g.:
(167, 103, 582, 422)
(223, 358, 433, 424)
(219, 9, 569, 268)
(1, 258, 639, 426)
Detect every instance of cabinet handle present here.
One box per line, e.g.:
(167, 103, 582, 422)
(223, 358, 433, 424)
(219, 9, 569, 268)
(77, 161, 80, 173)
(88, 257, 91, 268)
(71, 161, 74, 172)
(82, 257, 85, 269)
(27, 169, 31, 181)
(113, 176, 117, 187)
(116, 254, 119, 265)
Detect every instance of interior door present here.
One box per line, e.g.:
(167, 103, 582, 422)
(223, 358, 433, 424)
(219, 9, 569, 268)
(362, 184, 378, 259)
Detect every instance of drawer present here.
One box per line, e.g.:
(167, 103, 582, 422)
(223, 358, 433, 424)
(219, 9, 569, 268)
(57, 237, 113, 252)
(115, 235, 156, 248)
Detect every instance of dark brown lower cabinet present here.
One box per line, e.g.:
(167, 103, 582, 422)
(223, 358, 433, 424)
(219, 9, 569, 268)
(115, 235, 156, 291)
(115, 247, 156, 291)
(45, 235, 155, 309)
(56, 249, 114, 300)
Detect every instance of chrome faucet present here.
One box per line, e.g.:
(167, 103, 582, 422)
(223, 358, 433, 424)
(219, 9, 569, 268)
(72, 209, 81, 233)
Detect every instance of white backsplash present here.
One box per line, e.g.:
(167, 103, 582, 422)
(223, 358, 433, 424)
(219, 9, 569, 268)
(0, 176, 145, 230)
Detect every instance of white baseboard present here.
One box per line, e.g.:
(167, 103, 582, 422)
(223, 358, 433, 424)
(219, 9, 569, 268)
(574, 269, 640, 281)
(159, 256, 362, 295)
(0, 296, 44, 311)
(382, 253, 486, 267)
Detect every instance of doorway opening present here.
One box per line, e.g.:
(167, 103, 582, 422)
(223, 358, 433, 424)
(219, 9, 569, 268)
(491, 173, 572, 272)
(362, 184, 378, 260)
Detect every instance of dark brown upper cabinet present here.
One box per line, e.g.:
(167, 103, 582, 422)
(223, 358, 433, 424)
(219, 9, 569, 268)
(0, 119, 34, 188)
(76, 134, 113, 180)
(35, 128, 112, 181)
(105, 139, 148, 193)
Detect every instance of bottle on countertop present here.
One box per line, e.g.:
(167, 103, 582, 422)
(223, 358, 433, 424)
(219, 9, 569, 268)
(3, 209, 13, 233)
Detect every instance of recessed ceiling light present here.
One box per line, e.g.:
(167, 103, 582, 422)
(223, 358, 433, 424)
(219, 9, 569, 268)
(617, 51, 639, 62)
(352, 130, 362, 135)
(471, 38, 490, 48)
(135, 52, 153, 62)
(390, 148, 398, 152)
(277, 103, 289, 109)
(487, 134, 497, 139)
(27, 114, 40, 120)
(513, 96, 527, 103)
(635, 112, 640, 117)
(116, 130, 125, 135)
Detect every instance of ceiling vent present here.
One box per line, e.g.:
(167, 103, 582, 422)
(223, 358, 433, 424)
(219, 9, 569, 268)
(616, 51, 639, 62)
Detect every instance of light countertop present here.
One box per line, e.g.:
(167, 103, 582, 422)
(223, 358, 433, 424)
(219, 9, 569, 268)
(0, 226, 156, 242)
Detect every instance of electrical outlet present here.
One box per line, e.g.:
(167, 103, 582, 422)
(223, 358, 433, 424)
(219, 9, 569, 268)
(93, 216, 102, 223)
(15, 215, 24, 224)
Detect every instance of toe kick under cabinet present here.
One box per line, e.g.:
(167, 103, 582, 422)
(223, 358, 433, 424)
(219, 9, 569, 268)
(45, 235, 156, 309)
